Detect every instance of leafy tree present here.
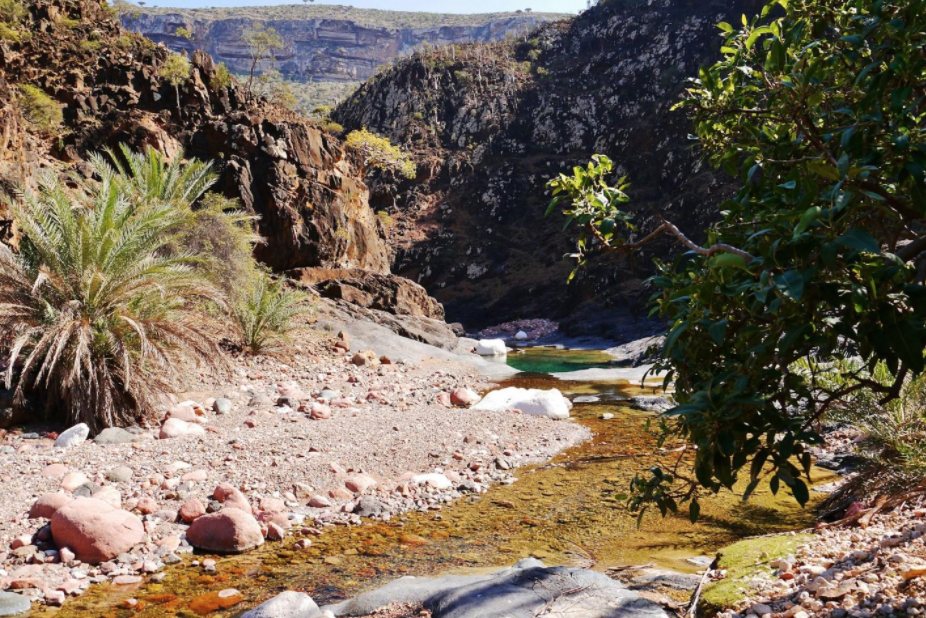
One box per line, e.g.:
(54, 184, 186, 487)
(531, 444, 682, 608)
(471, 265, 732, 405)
(549, 0, 926, 518)
(0, 148, 225, 432)
(243, 23, 283, 99)
(346, 128, 416, 179)
(17, 85, 61, 133)
(158, 53, 191, 119)
(174, 26, 193, 40)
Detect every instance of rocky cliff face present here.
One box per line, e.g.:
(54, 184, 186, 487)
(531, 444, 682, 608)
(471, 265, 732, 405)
(335, 0, 764, 337)
(0, 0, 454, 345)
(1, 0, 389, 274)
(120, 8, 567, 84)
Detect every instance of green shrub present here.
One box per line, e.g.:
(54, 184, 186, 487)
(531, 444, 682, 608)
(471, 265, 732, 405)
(210, 62, 233, 91)
(0, 147, 226, 431)
(345, 127, 416, 179)
(320, 120, 344, 135)
(232, 270, 311, 355)
(79, 39, 102, 52)
(0, 0, 25, 23)
(376, 210, 394, 228)
(17, 85, 62, 133)
(56, 17, 80, 28)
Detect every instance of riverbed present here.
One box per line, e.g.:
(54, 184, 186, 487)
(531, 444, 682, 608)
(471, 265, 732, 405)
(43, 348, 835, 617)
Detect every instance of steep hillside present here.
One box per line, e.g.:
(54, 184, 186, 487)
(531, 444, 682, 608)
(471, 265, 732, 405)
(120, 6, 569, 85)
(1, 0, 391, 273)
(0, 0, 457, 349)
(335, 0, 764, 337)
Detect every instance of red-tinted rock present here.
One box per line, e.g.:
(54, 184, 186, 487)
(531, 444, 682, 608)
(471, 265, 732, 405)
(179, 498, 206, 524)
(50, 498, 144, 564)
(213, 483, 251, 512)
(185, 510, 263, 554)
(29, 493, 74, 519)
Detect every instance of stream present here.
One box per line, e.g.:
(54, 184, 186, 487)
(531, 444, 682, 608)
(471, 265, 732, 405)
(43, 347, 835, 617)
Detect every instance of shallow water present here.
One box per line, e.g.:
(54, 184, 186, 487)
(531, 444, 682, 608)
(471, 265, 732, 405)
(43, 349, 836, 617)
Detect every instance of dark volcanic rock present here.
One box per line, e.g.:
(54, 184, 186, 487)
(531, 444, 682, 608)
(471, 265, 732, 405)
(336, 0, 764, 335)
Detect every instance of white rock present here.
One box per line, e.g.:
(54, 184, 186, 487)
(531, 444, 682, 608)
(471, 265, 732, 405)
(159, 418, 206, 440)
(475, 339, 507, 357)
(411, 473, 453, 490)
(515, 331, 528, 341)
(473, 387, 573, 420)
(239, 591, 319, 618)
(54, 424, 89, 449)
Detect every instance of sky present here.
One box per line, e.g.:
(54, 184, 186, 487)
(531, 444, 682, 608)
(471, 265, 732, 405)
(123, 0, 587, 14)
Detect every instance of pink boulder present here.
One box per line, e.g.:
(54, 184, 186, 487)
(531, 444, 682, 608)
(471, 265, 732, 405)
(159, 417, 205, 439)
(185, 509, 264, 553)
(179, 498, 206, 524)
(309, 402, 331, 420)
(451, 388, 481, 407)
(166, 405, 198, 423)
(213, 483, 251, 513)
(344, 473, 377, 494)
(50, 498, 144, 564)
(29, 493, 74, 519)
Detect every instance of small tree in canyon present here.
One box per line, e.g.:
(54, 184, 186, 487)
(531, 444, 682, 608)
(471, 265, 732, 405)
(159, 53, 191, 120)
(243, 23, 283, 100)
(550, 0, 926, 518)
(346, 128, 416, 180)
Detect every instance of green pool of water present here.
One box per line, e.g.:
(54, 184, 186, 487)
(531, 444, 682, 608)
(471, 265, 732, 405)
(44, 349, 835, 618)
(505, 347, 614, 374)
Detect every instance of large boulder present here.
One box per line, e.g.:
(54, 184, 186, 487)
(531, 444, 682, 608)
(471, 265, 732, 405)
(50, 498, 144, 564)
(28, 493, 74, 520)
(159, 417, 206, 439)
(475, 340, 507, 357)
(473, 387, 572, 420)
(289, 268, 444, 320)
(0, 591, 30, 616)
(240, 591, 320, 618)
(54, 423, 89, 448)
(185, 509, 264, 554)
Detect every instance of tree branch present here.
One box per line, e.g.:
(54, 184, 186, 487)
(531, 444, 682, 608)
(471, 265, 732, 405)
(587, 220, 755, 262)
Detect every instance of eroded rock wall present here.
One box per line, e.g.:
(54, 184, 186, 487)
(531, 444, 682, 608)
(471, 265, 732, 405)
(336, 0, 764, 337)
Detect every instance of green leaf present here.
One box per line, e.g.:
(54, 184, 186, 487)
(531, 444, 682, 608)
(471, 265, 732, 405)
(718, 21, 734, 33)
(709, 253, 749, 270)
(835, 229, 879, 253)
(689, 499, 701, 523)
(774, 270, 805, 301)
(709, 320, 728, 345)
(793, 206, 822, 237)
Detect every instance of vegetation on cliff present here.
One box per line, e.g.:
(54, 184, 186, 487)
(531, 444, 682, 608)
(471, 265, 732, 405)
(552, 0, 926, 515)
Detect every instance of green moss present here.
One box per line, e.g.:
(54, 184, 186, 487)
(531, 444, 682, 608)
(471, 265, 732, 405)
(79, 39, 102, 52)
(700, 533, 812, 614)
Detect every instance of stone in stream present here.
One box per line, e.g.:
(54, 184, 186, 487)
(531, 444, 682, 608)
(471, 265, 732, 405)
(473, 387, 572, 420)
(54, 424, 89, 448)
(0, 592, 30, 616)
(240, 591, 320, 618)
(185, 510, 264, 553)
(628, 395, 675, 412)
(323, 559, 669, 618)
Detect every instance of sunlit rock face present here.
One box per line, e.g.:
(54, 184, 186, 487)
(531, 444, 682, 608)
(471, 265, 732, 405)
(335, 0, 764, 336)
(121, 9, 566, 83)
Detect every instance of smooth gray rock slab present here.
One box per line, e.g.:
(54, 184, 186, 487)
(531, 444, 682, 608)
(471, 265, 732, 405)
(240, 591, 320, 618)
(325, 562, 669, 618)
(93, 427, 138, 445)
(54, 423, 89, 448)
(0, 592, 30, 616)
(105, 466, 134, 483)
(213, 398, 233, 415)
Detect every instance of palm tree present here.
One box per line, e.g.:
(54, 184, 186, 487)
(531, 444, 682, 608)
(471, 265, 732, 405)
(0, 147, 226, 431)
